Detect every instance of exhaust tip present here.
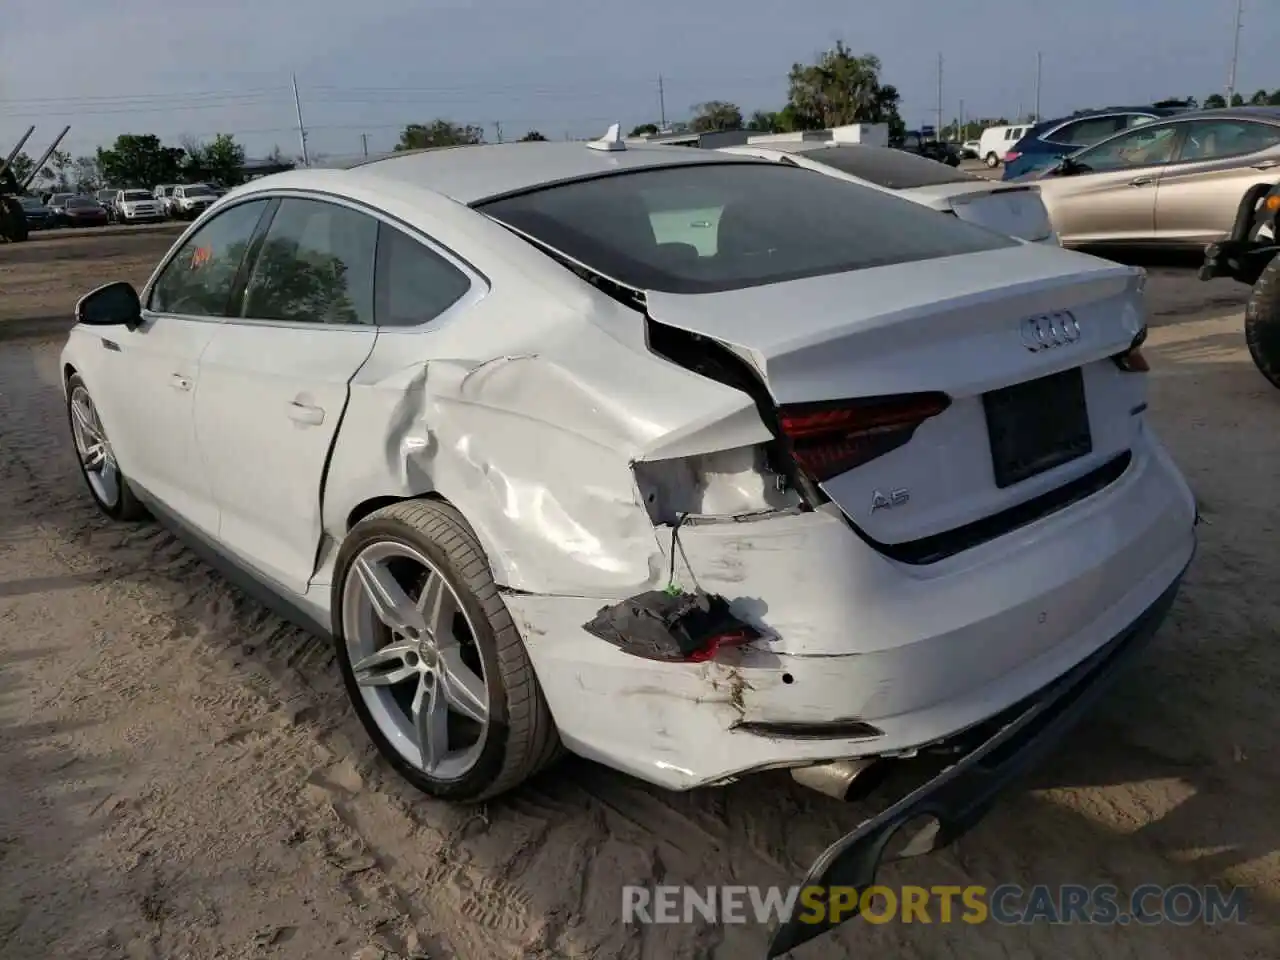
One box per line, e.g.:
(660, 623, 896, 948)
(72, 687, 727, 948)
(790, 758, 878, 801)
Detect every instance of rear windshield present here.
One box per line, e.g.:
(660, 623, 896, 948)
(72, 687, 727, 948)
(123, 190, 151, 200)
(185, 184, 215, 196)
(805, 145, 979, 189)
(477, 162, 1016, 295)
(67, 197, 97, 208)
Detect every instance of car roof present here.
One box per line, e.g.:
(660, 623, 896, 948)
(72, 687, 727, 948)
(331, 140, 764, 205)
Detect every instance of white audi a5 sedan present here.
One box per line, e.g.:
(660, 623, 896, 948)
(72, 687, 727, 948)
(719, 141, 1060, 245)
(63, 127, 1196, 948)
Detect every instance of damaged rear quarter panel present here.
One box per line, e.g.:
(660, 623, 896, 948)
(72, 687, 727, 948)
(320, 278, 773, 599)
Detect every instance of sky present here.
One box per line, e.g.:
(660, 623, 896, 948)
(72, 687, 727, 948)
(1, 0, 1274, 163)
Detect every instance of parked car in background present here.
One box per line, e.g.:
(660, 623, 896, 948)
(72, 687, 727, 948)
(60, 135, 1194, 958)
(153, 184, 178, 217)
(95, 188, 118, 219)
(719, 141, 1058, 243)
(1002, 105, 1196, 181)
(978, 124, 1031, 168)
(1026, 107, 1280, 248)
(170, 183, 219, 220)
(18, 196, 51, 230)
(115, 188, 165, 224)
(44, 194, 78, 226)
(961, 139, 981, 159)
(50, 195, 109, 228)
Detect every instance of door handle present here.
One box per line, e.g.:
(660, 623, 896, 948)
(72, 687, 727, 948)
(287, 400, 325, 426)
(1252, 159, 1280, 170)
(170, 374, 192, 391)
(1129, 176, 1156, 186)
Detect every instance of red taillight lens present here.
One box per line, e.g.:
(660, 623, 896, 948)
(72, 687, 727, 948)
(777, 393, 951, 483)
(1005, 151, 1021, 162)
(685, 629, 752, 663)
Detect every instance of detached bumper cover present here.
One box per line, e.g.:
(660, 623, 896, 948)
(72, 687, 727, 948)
(768, 554, 1190, 958)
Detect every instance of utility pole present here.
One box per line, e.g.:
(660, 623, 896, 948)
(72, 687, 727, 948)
(291, 73, 309, 167)
(361, 133, 368, 157)
(936, 53, 944, 138)
(1226, 0, 1244, 104)
(495, 121, 504, 143)
(1034, 51, 1042, 120)
(658, 75, 667, 130)
(958, 98, 965, 142)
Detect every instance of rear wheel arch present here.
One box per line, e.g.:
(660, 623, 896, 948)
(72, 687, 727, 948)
(343, 491, 515, 587)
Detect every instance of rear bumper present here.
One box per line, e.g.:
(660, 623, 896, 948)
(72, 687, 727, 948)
(506, 426, 1196, 790)
(766, 554, 1189, 956)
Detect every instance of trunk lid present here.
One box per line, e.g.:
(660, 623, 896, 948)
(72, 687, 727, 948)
(907, 182, 1056, 243)
(644, 243, 1148, 547)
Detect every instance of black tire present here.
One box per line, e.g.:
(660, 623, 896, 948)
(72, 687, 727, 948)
(65, 373, 149, 521)
(1244, 255, 1280, 390)
(1, 198, 29, 242)
(985, 152, 1001, 168)
(332, 499, 561, 802)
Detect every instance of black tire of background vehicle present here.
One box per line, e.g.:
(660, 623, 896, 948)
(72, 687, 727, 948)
(1245, 255, 1280, 390)
(64, 373, 150, 521)
(332, 499, 563, 801)
(985, 152, 1001, 168)
(1, 197, 29, 242)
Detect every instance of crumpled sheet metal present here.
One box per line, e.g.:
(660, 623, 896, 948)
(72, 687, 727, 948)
(322, 298, 777, 599)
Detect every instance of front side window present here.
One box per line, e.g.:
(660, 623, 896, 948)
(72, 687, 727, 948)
(241, 198, 377, 325)
(148, 199, 270, 316)
(478, 161, 1017, 295)
(375, 224, 472, 327)
(1175, 120, 1280, 162)
(1073, 124, 1182, 172)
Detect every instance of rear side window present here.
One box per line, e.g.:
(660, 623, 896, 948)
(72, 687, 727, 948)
(241, 198, 378, 325)
(375, 224, 472, 327)
(807, 145, 979, 188)
(1053, 116, 1126, 146)
(478, 162, 1017, 295)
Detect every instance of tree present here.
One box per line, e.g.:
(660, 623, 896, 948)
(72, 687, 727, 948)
(628, 123, 659, 137)
(745, 110, 777, 132)
(785, 42, 904, 139)
(96, 134, 186, 189)
(42, 151, 73, 191)
(1231, 92, 1245, 107)
(1270, 90, 1280, 106)
(395, 121, 484, 150)
(6, 152, 34, 185)
(1203, 93, 1227, 109)
(691, 101, 744, 133)
(71, 156, 101, 192)
(1250, 89, 1270, 106)
(518, 130, 548, 142)
(197, 133, 247, 186)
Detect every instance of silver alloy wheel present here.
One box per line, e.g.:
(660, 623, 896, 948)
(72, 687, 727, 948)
(341, 541, 490, 779)
(69, 385, 120, 508)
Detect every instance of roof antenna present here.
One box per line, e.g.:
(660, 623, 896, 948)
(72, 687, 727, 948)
(586, 122, 627, 152)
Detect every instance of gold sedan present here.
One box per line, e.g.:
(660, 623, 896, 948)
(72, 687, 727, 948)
(1026, 107, 1280, 247)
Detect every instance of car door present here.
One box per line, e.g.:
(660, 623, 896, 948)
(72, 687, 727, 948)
(88, 197, 273, 537)
(1038, 121, 1184, 243)
(1153, 118, 1280, 243)
(193, 195, 380, 596)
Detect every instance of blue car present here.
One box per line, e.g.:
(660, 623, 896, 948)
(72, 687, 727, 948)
(1002, 105, 1195, 181)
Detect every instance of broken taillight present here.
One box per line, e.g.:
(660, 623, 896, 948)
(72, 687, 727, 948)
(1113, 325, 1149, 372)
(685, 629, 752, 663)
(777, 393, 951, 483)
(1005, 150, 1022, 163)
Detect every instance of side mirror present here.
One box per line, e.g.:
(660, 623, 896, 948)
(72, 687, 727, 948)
(76, 281, 142, 330)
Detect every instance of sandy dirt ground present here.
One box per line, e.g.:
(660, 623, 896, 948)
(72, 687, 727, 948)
(1, 230, 1279, 959)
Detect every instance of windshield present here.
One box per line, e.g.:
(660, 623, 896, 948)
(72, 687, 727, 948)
(52, 194, 74, 204)
(67, 197, 98, 208)
(808, 145, 978, 189)
(184, 185, 215, 197)
(97, 189, 114, 199)
(123, 190, 151, 201)
(477, 162, 1016, 295)
(19, 197, 43, 209)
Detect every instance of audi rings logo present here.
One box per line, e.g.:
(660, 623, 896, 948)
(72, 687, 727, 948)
(1020, 311, 1081, 352)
